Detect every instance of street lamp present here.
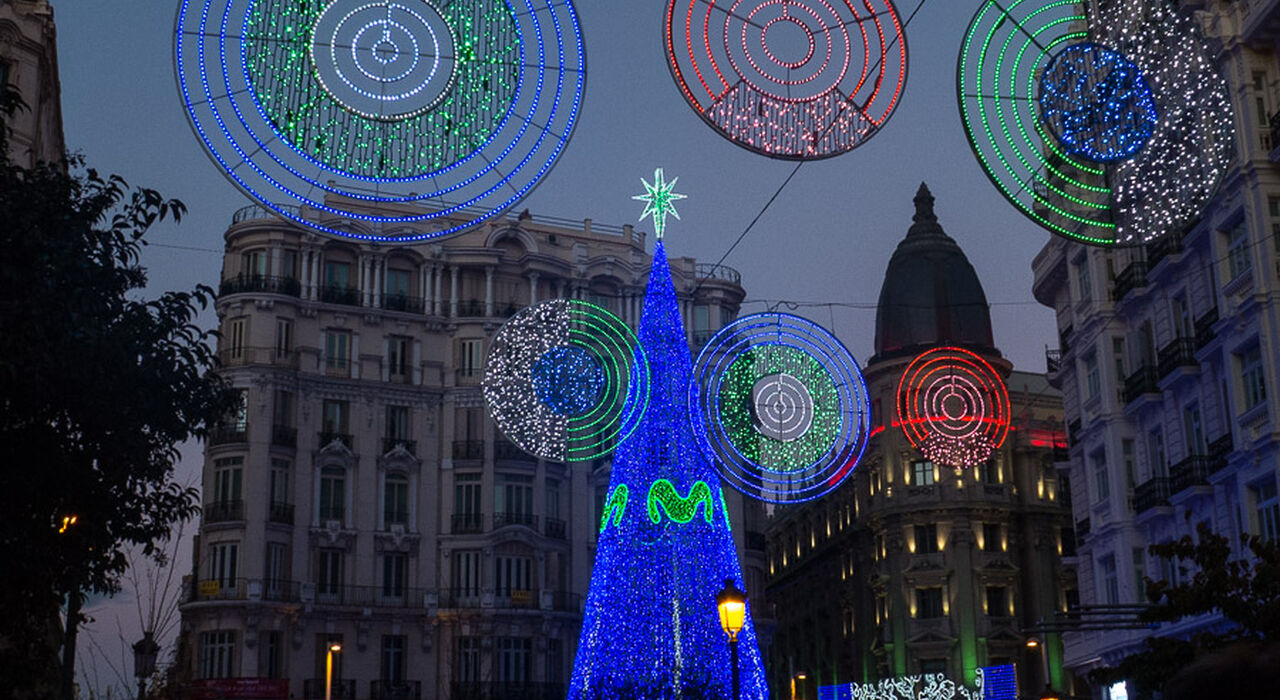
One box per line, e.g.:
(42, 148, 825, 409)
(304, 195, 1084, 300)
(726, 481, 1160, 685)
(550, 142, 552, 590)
(790, 672, 807, 700)
(325, 642, 343, 700)
(716, 578, 746, 700)
(131, 631, 159, 700)
(1026, 637, 1053, 699)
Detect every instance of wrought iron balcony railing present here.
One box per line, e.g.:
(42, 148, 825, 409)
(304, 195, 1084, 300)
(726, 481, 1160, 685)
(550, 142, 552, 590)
(1208, 432, 1234, 474)
(319, 285, 361, 306)
(1170, 455, 1211, 494)
(494, 512, 538, 530)
(271, 423, 296, 447)
(451, 512, 485, 534)
(303, 679, 355, 699)
(204, 500, 244, 523)
(1123, 366, 1160, 404)
(208, 426, 248, 446)
(371, 681, 422, 700)
(1195, 307, 1219, 350)
(1134, 477, 1172, 514)
(268, 501, 295, 525)
(452, 439, 484, 460)
(219, 274, 302, 298)
(1157, 338, 1198, 379)
(544, 517, 567, 540)
(1113, 260, 1149, 301)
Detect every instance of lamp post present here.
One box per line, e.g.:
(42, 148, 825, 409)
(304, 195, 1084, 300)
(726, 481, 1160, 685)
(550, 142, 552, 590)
(1026, 637, 1054, 699)
(790, 672, 807, 700)
(131, 631, 159, 700)
(325, 642, 342, 700)
(716, 578, 746, 700)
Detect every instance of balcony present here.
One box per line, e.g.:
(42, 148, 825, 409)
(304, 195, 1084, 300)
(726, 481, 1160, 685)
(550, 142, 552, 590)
(454, 299, 487, 317)
(1067, 418, 1082, 446)
(232, 202, 301, 224)
(262, 580, 302, 602)
(456, 367, 484, 385)
(218, 274, 302, 298)
(371, 681, 422, 700)
(318, 431, 353, 450)
(495, 439, 532, 462)
(1112, 260, 1148, 301)
(450, 682, 566, 700)
(271, 424, 297, 447)
(1134, 477, 1172, 514)
(494, 512, 538, 530)
(1075, 517, 1091, 539)
(1157, 338, 1199, 379)
(304, 679, 355, 699)
(311, 584, 431, 608)
(382, 437, 417, 456)
(382, 513, 409, 530)
(208, 426, 248, 446)
(694, 262, 742, 285)
(268, 501, 295, 525)
(217, 346, 300, 368)
(494, 589, 540, 609)
(318, 505, 346, 522)
(204, 500, 244, 523)
(438, 588, 484, 608)
(1170, 456, 1211, 494)
(190, 577, 247, 601)
(1194, 307, 1219, 350)
(544, 517, 566, 539)
(452, 439, 484, 460)
(545, 590, 583, 612)
(1208, 433, 1234, 474)
(1045, 348, 1062, 374)
(1145, 232, 1184, 269)
(1059, 325, 1073, 354)
(451, 512, 485, 534)
(1123, 366, 1160, 404)
(320, 285, 361, 306)
(381, 294, 425, 314)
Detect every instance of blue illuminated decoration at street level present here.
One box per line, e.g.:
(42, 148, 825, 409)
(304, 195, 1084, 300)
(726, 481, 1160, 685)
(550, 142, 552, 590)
(817, 665, 1016, 700)
(174, 0, 586, 241)
(532, 345, 605, 417)
(1038, 43, 1157, 163)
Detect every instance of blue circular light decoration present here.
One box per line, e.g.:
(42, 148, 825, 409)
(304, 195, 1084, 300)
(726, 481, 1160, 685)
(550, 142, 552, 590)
(689, 312, 870, 504)
(1038, 43, 1157, 163)
(174, 0, 586, 241)
(532, 345, 605, 417)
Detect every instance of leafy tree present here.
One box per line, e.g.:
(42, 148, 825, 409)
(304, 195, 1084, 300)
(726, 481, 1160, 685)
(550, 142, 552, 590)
(1090, 522, 1280, 699)
(0, 85, 234, 699)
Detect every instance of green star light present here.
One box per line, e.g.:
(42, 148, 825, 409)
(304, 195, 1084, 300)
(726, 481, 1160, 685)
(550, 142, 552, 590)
(632, 167, 687, 240)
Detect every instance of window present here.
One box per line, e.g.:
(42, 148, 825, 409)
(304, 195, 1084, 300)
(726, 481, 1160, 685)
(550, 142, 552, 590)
(915, 588, 944, 618)
(324, 260, 352, 289)
(914, 524, 939, 554)
(982, 523, 1002, 552)
(459, 338, 484, 378)
(314, 634, 344, 681)
(1254, 479, 1279, 542)
(265, 542, 287, 599)
(1148, 429, 1166, 477)
(275, 318, 292, 359)
(721, 307, 736, 327)
(1112, 338, 1126, 385)
(225, 317, 247, 361)
(317, 548, 343, 599)
(199, 631, 236, 679)
(977, 460, 999, 484)
(243, 249, 268, 278)
(455, 473, 482, 530)
(324, 330, 352, 376)
(495, 554, 533, 597)
(546, 479, 561, 521)
(1092, 452, 1110, 502)
(269, 459, 289, 518)
(261, 631, 282, 679)
(546, 638, 564, 684)
(1084, 353, 1100, 400)
(1172, 296, 1193, 339)
(319, 466, 345, 521)
(694, 305, 710, 334)
(456, 637, 481, 683)
(212, 457, 242, 505)
(1122, 439, 1136, 489)
(385, 268, 411, 303)
(985, 586, 1007, 616)
(281, 249, 299, 280)
(1075, 260, 1092, 302)
(452, 550, 481, 598)
(1099, 555, 1119, 605)
(381, 635, 406, 683)
(322, 400, 349, 435)
(1227, 225, 1251, 281)
(229, 389, 248, 432)
(911, 460, 935, 486)
(496, 474, 533, 521)
(273, 390, 294, 429)
(1184, 402, 1204, 455)
(1270, 196, 1280, 253)
(385, 404, 410, 443)
(1133, 548, 1147, 603)
(388, 336, 411, 382)
(384, 473, 409, 528)
(1239, 345, 1268, 411)
(208, 542, 238, 590)
(497, 638, 532, 682)
(381, 553, 407, 599)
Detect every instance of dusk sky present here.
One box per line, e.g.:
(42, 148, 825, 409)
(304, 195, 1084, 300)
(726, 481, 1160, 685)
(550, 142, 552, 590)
(53, 0, 1061, 688)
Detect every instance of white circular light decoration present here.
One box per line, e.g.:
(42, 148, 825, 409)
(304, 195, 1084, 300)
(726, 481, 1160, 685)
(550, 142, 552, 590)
(174, 0, 586, 241)
(751, 373, 815, 442)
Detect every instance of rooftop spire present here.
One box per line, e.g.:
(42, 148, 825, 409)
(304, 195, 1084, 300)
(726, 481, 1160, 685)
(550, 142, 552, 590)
(913, 181, 937, 225)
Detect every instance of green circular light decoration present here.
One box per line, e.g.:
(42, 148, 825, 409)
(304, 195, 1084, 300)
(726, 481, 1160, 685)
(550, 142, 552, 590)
(483, 299, 650, 462)
(957, 0, 1233, 246)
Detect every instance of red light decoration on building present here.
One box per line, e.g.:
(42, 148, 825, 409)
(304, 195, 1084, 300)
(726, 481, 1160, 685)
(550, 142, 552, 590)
(664, 0, 907, 160)
(896, 347, 1011, 469)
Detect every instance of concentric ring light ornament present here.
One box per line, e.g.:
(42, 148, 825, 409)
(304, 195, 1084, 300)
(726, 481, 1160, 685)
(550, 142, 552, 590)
(483, 299, 650, 462)
(957, 0, 1233, 246)
(664, 0, 907, 159)
(896, 347, 1011, 470)
(690, 313, 870, 503)
(175, 0, 585, 241)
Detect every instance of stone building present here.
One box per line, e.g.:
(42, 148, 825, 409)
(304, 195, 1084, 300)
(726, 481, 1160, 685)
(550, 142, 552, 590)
(767, 185, 1074, 700)
(1030, 2, 1280, 693)
(0, 0, 64, 166)
(176, 202, 765, 700)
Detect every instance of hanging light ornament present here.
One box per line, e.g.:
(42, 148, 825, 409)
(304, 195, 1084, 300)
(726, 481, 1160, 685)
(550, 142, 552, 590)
(896, 347, 1011, 470)
(689, 313, 871, 503)
(483, 299, 650, 462)
(174, 0, 585, 241)
(664, 0, 907, 159)
(957, 0, 1233, 246)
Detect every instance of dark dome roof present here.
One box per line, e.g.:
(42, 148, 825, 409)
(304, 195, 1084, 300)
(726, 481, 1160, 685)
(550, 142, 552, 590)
(872, 183, 996, 363)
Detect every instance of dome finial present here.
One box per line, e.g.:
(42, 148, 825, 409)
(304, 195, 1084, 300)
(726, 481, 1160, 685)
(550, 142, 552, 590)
(913, 182, 936, 224)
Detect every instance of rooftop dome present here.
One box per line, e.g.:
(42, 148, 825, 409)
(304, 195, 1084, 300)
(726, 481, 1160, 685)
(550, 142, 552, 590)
(872, 183, 996, 363)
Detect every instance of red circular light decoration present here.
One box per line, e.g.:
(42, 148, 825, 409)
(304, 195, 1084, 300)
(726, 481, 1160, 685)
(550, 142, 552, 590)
(896, 347, 1011, 469)
(664, 0, 907, 160)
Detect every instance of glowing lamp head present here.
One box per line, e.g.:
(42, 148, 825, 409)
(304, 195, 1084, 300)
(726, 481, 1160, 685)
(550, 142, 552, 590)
(1025, 638, 1040, 648)
(328, 643, 343, 653)
(716, 578, 747, 640)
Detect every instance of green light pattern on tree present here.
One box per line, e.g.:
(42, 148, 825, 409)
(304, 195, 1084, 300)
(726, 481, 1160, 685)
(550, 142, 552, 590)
(599, 484, 627, 533)
(719, 345, 840, 471)
(243, 0, 519, 178)
(646, 479, 714, 525)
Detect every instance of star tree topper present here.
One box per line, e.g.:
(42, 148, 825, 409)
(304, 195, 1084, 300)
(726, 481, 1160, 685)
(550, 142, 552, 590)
(633, 167, 687, 240)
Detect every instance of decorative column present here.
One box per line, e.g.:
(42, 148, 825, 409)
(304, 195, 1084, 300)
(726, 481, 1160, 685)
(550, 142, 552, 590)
(528, 272, 540, 305)
(433, 264, 443, 316)
(485, 266, 495, 317)
(450, 265, 459, 318)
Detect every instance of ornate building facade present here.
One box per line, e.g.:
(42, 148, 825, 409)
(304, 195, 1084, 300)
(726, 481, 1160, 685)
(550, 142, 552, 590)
(176, 203, 764, 700)
(1030, 2, 1280, 692)
(767, 186, 1074, 700)
(0, 0, 63, 166)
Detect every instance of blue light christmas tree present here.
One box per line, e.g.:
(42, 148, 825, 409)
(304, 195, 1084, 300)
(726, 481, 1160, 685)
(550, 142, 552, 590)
(568, 239, 768, 699)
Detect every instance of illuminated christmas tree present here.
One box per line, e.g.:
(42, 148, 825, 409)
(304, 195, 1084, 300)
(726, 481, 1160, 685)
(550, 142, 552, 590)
(568, 238, 767, 699)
